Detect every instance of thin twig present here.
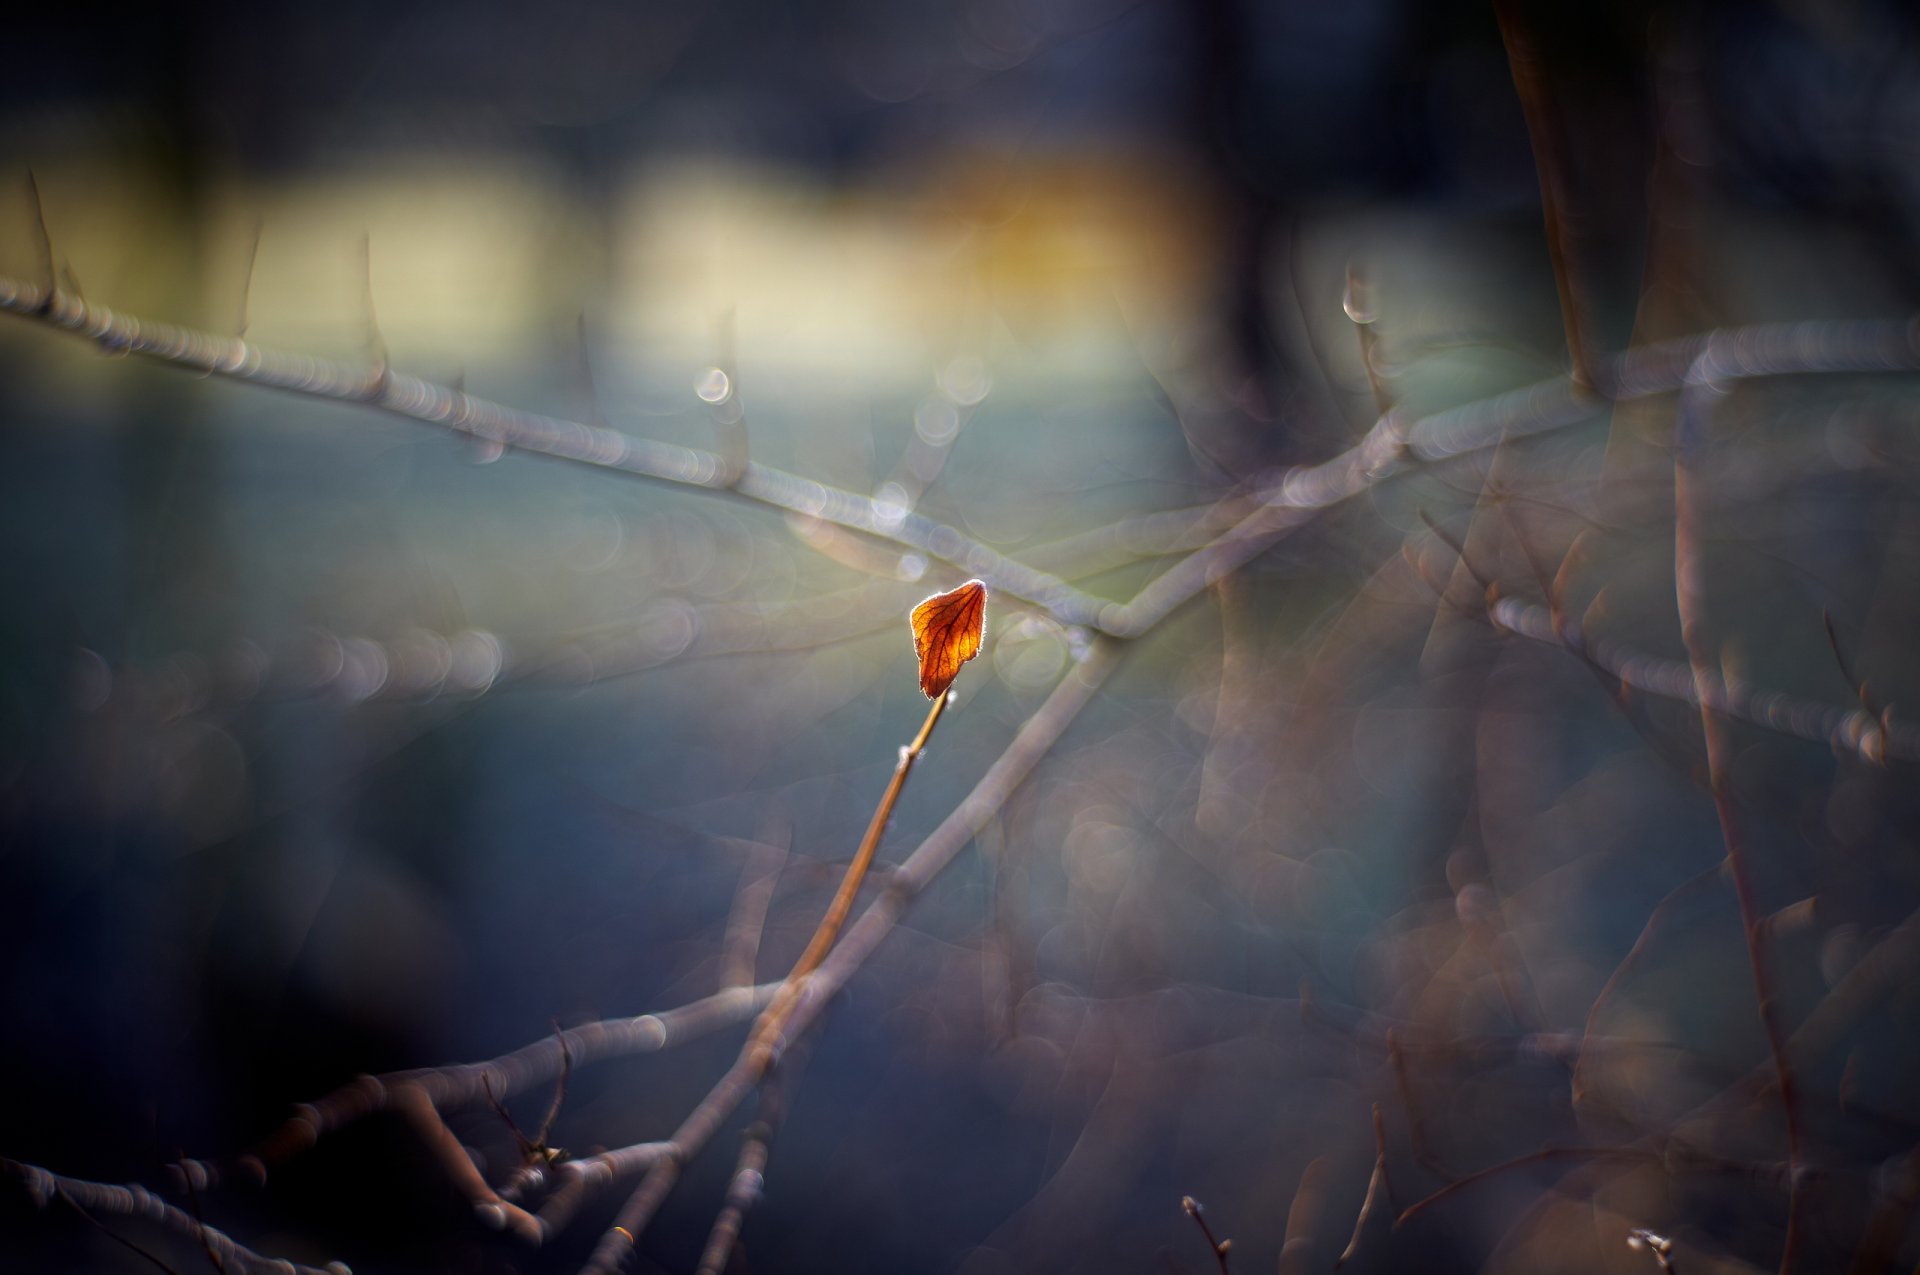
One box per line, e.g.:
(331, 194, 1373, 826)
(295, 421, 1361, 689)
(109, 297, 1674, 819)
(5, 276, 1914, 640)
(694, 1027, 813, 1275)
(1673, 350, 1806, 1274)
(232, 214, 262, 339)
(1823, 610, 1889, 764)
(1486, 595, 1920, 763)
(0, 276, 1104, 629)
(23, 172, 55, 306)
(1394, 1146, 1647, 1228)
(746, 689, 950, 1071)
(1494, 0, 1598, 393)
(722, 825, 790, 990)
(535, 1020, 572, 1154)
(1572, 861, 1726, 1106)
(578, 644, 1118, 1272)
(1344, 261, 1392, 414)
(4, 1160, 342, 1275)
(1386, 1037, 1442, 1182)
(174, 1148, 225, 1274)
(1180, 1195, 1232, 1273)
(1337, 1108, 1389, 1270)
(56, 1186, 182, 1275)
(242, 981, 777, 1179)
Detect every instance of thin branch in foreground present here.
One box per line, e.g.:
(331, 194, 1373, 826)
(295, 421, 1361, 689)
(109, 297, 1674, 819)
(744, 672, 951, 1074)
(1337, 1104, 1397, 1269)
(581, 641, 1122, 1273)
(1673, 351, 1806, 1274)
(1822, 610, 1889, 765)
(357, 231, 389, 398)
(392, 1081, 544, 1243)
(694, 1027, 813, 1275)
(1180, 1195, 1233, 1274)
(586, 585, 982, 1273)
(1386, 1036, 1443, 1183)
(1486, 594, 1920, 763)
(4, 1160, 345, 1275)
(1493, 0, 1598, 393)
(23, 171, 55, 303)
(173, 1147, 225, 1275)
(235, 980, 776, 1187)
(3, 269, 1914, 643)
(487, 1020, 574, 1203)
(0, 277, 1107, 629)
(56, 1186, 182, 1275)
(232, 214, 262, 339)
(1572, 860, 1726, 1107)
(721, 822, 790, 990)
(1344, 261, 1392, 415)
(1393, 1146, 1646, 1229)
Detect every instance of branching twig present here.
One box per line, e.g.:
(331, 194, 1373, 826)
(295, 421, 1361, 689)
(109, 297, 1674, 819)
(580, 642, 1121, 1272)
(694, 1028, 813, 1275)
(1493, 0, 1597, 393)
(4, 1160, 343, 1275)
(1572, 861, 1726, 1106)
(1337, 1106, 1394, 1269)
(1486, 595, 1920, 763)
(1394, 1146, 1647, 1228)
(745, 689, 950, 1072)
(5, 275, 1914, 646)
(1180, 1195, 1232, 1274)
(237, 981, 776, 1184)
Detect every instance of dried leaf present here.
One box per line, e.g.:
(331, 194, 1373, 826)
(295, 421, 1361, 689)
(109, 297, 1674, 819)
(910, 579, 987, 699)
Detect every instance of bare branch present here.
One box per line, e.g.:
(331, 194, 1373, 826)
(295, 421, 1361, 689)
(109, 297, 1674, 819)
(5, 1159, 345, 1275)
(1673, 350, 1807, 1273)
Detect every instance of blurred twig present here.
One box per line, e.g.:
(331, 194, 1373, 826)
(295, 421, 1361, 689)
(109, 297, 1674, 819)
(4, 1160, 340, 1275)
(1673, 350, 1806, 1274)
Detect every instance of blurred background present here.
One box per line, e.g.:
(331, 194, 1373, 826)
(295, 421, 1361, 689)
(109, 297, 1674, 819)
(3, 0, 1920, 1271)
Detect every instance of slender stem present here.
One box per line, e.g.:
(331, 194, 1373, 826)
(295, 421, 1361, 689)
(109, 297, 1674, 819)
(3, 277, 1915, 643)
(747, 691, 949, 1067)
(1494, 0, 1597, 393)
(583, 647, 1117, 1274)
(1395, 1147, 1647, 1227)
(1673, 354, 1805, 1274)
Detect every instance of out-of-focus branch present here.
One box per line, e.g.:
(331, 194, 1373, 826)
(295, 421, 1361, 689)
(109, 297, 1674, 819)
(1673, 349, 1805, 1274)
(3, 1159, 347, 1275)
(5, 277, 1913, 645)
(1494, 0, 1598, 392)
(579, 641, 1121, 1272)
(0, 278, 1103, 630)
(695, 1027, 814, 1275)
(1572, 861, 1726, 1106)
(1486, 596, 1918, 763)
(229, 981, 776, 1186)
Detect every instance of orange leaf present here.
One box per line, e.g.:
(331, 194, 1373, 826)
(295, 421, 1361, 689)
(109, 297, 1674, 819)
(909, 579, 987, 699)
